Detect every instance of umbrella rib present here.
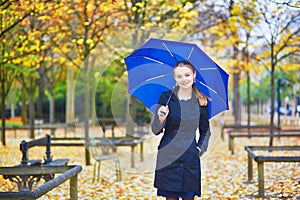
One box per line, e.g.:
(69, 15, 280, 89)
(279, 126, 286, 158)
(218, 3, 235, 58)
(196, 80, 228, 106)
(162, 43, 178, 63)
(128, 73, 173, 93)
(198, 81, 218, 94)
(145, 73, 172, 82)
(199, 68, 217, 71)
(127, 55, 165, 65)
(187, 47, 194, 61)
(144, 56, 165, 64)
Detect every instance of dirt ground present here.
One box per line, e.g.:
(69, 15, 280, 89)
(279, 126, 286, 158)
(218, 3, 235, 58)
(0, 117, 299, 199)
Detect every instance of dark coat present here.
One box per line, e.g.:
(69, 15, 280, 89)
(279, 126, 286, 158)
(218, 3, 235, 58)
(151, 88, 211, 193)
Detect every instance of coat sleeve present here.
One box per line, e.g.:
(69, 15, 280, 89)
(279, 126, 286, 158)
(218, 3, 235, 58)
(151, 93, 168, 135)
(197, 105, 211, 155)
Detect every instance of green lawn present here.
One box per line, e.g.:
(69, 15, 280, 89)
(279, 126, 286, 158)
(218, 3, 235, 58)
(0, 121, 22, 127)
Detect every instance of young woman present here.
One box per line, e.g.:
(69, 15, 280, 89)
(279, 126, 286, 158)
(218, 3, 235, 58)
(151, 60, 211, 200)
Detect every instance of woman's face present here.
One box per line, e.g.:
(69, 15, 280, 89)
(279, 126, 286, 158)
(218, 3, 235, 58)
(173, 65, 196, 90)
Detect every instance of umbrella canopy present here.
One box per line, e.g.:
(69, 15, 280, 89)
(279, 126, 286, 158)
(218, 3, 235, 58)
(124, 38, 229, 118)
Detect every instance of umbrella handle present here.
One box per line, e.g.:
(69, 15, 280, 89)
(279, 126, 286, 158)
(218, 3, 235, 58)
(165, 85, 177, 106)
(166, 94, 172, 106)
(165, 87, 174, 106)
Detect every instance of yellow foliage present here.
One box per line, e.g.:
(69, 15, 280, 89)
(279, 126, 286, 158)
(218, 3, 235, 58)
(86, 39, 93, 44)
(281, 63, 300, 71)
(179, 18, 188, 28)
(135, 2, 145, 8)
(86, 3, 94, 12)
(77, 39, 84, 45)
(185, 2, 193, 8)
(131, 6, 137, 12)
(230, 4, 242, 16)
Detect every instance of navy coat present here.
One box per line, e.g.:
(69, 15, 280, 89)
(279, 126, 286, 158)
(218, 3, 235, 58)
(151, 88, 211, 193)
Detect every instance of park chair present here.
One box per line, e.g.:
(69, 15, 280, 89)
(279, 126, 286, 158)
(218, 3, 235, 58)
(89, 137, 121, 182)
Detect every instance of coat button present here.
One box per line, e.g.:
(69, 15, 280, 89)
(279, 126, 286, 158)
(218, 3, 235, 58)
(180, 164, 183, 167)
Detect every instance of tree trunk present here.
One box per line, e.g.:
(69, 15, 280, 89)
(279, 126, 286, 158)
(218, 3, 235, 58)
(269, 66, 275, 146)
(126, 96, 136, 138)
(49, 90, 55, 124)
(1, 93, 6, 145)
(247, 70, 251, 135)
(10, 103, 15, 119)
(21, 87, 28, 125)
(84, 72, 90, 165)
(269, 43, 276, 147)
(29, 81, 35, 139)
(91, 90, 97, 126)
(37, 76, 45, 119)
(233, 71, 241, 125)
(66, 68, 74, 126)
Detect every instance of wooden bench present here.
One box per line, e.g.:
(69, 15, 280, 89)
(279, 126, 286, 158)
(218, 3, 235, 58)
(221, 124, 280, 140)
(3, 134, 70, 191)
(50, 124, 146, 168)
(6, 123, 75, 138)
(0, 165, 82, 199)
(227, 129, 300, 154)
(245, 145, 300, 197)
(51, 136, 145, 168)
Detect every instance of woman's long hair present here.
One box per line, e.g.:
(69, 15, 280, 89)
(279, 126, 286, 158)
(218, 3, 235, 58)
(174, 61, 208, 106)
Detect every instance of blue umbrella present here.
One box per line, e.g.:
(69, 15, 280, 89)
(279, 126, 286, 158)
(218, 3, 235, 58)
(124, 38, 229, 118)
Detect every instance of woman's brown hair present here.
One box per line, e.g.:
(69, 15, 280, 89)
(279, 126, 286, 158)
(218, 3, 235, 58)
(174, 61, 208, 106)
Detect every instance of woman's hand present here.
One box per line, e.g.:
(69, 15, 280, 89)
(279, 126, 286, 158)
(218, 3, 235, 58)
(157, 105, 169, 124)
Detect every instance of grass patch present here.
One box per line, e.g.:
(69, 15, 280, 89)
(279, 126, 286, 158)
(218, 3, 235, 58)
(0, 121, 22, 127)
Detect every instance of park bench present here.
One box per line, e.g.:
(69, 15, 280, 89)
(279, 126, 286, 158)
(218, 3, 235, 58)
(6, 123, 75, 139)
(0, 134, 82, 199)
(221, 124, 280, 140)
(50, 124, 146, 168)
(0, 165, 82, 200)
(245, 145, 300, 197)
(227, 129, 300, 154)
(19, 134, 70, 170)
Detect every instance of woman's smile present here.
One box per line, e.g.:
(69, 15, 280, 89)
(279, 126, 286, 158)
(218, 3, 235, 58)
(174, 66, 195, 89)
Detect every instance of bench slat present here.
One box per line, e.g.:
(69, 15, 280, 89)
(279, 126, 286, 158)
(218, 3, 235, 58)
(44, 159, 70, 166)
(17, 160, 42, 167)
(245, 145, 300, 197)
(229, 133, 300, 137)
(26, 137, 48, 148)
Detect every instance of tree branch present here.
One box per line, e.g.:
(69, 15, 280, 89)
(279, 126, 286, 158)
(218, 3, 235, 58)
(268, 0, 300, 9)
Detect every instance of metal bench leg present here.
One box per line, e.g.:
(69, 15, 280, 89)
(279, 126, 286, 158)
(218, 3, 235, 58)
(70, 174, 78, 200)
(131, 146, 135, 168)
(140, 142, 144, 162)
(115, 159, 121, 181)
(247, 153, 253, 182)
(228, 135, 231, 151)
(93, 161, 97, 182)
(258, 161, 264, 197)
(229, 135, 234, 154)
(92, 161, 101, 182)
(97, 161, 101, 181)
(221, 129, 224, 141)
